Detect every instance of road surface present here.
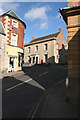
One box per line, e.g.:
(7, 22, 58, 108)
(2, 64, 68, 118)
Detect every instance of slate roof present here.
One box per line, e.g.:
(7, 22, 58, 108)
(0, 10, 26, 28)
(24, 32, 59, 46)
(0, 21, 6, 35)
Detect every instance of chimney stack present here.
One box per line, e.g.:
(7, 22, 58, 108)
(32, 36, 35, 40)
(59, 27, 62, 33)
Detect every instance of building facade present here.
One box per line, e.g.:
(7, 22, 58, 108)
(59, 1, 80, 108)
(0, 21, 6, 71)
(0, 10, 26, 72)
(24, 28, 68, 64)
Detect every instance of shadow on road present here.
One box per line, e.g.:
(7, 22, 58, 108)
(22, 64, 68, 90)
(2, 64, 68, 118)
(2, 75, 44, 118)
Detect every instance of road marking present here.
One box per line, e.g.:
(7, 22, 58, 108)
(39, 71, 47, 77)
(6, 79, 32, 92)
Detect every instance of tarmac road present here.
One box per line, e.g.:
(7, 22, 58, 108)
(2, 64, 68, 118)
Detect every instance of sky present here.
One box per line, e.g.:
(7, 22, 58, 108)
(0, 1, 68, 44)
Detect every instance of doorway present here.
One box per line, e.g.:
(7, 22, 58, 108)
(44, 54, 48, 63)
(33, 57, 35, 63)
(36, 57, 38, 64)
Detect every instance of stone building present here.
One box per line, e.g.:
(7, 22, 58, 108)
(0, 21, 6, 71)
(24, 28, 68, 64)
(0, 10, 26, 72)
(59, 1, 80, 110)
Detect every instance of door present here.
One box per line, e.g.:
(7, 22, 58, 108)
(36, 57, 38, 64)
(33, 57, 35, 63)
(44, 54, 48, 63)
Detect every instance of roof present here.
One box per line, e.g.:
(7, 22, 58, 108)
(0, 21, 6, 35)
(59, 5, 80, 24)
(0, 10, 26, 28)
(24, 32, 59, 46)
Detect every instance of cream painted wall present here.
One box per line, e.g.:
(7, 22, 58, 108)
(5, 45, 23, 71)
(24, 40, 59, 64)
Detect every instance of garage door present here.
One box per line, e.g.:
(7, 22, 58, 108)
(0, 55, 1, 69)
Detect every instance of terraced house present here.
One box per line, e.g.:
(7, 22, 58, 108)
(0, 10, 26, 72)
(24, 28, 68, 64)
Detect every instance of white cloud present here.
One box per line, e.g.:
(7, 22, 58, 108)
(40, 22, 48, 29)
(2, 2, 20, 11)
(24, 6, 51, 21)
(0, 2, 20, 15)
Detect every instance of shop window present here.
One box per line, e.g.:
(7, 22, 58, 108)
(18, 54, 22, 67)
(9, 57, 14, 68)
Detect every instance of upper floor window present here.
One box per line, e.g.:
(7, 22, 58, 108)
(35, 46, 38, 52)
(12, 20, 18, 28)
(44, 44, 47, 50)
(11, 34, 17, 46)
(28, 47, 30, 53)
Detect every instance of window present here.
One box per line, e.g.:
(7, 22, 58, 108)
(11, 34, 17, 46)
(44, 44, 47, 50)
(35, 46, 38, 52)
(28, 56, 31, 63)
(18, 54, 22, 67)
(28, 47, 30, 53)
(44, 54, 48, 63)
(12, 20, 18, 28)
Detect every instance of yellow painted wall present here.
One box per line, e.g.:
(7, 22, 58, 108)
(4, 45, 23, 71)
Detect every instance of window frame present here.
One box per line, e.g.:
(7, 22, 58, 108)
(12, 20, 18, 28)
(44, 44, 48, 50)
(28, 47, 30, 53)
(11, 33, 18, 46)
(35, 45, 38, 52)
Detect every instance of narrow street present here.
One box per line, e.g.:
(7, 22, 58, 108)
(2, 64, 68, 118)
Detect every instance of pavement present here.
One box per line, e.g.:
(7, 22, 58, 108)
(0, 70, 24, 79)
(29, 79, 79, 118)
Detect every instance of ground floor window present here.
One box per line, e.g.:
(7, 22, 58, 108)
(18, 54, 23, 67)
(28, 56, 31, 63)
(33, 57, 35, 63)
(28, 55, 39, 64)
(9, 57, 14, 68)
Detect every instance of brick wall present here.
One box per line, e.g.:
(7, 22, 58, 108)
(0, 15, 25, 49)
